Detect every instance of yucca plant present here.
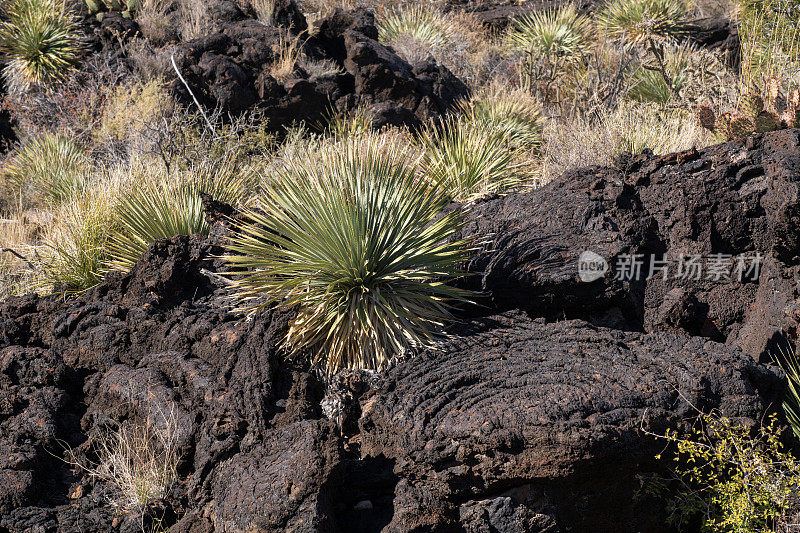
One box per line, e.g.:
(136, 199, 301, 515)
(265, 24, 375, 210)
(227, 133, 469, 375)
(508, 4, 592, 57)
(458, 86, 545, 149)
(0, 0, 82, 93)
(106, 159, 254, 272)
(508, 4, 591, 98)
(378, 5, 456, 55)
(2, 132, 87, 206)
(32, 181, 119, 294)
(420, 115, 533, 202)
(597, 0, 690, 43)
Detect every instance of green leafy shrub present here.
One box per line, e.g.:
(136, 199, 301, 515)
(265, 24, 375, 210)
(646, 411, 800, 532)
(227, 133, 469, 374)
(543, 102, 707, 180)
(0, 0, 82, 93)
(2, 133, 87, 206)
(420, 115, 535, 202)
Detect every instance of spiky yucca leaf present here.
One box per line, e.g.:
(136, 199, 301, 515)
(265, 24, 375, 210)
(107, 162, 253, 272)
(458, 86, 544, 149)
(0, 0, 82, 93)
(420, 115, 533, 202)
(2, 132, 86, 205)
(508, 4, 591, 57)
(597, 0, 690, 43)
(227, 134, 469, 374)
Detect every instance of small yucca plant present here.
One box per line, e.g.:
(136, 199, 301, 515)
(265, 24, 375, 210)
(32, 181, 119, 294)
(597, 0, 690, 43)
(0, 0, 82, 93)
(325, 107, 374, 140)
(507, 4, 591, 57)
(227, 134, 469, 374)
(2, 132, 87, 206)
(106, 160, 254, 272)
(420, 115, 533, 202)
(458, 86, 545, 149)
(378, 5, 456, 53)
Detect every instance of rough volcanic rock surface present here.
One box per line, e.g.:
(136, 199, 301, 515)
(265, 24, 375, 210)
(171, 8, 469, 131)
(359, 311, 779, 531)
(459, 129, 800, 360)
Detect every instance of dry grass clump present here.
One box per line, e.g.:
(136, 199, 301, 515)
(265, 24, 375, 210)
(270, 33, 301, 81)
(739, 0, 800, 91)
(69, 406, 181, 515)
(297, 55, 343, 78)
(0, 213, 41, 298)
(251, 0, 277, 24)
(178, 0, 212, 40)
(97, 79, 172, 148)
(543, 102, 708, 180)
(135, 0, 178, 46)
(228, 132, 469, 374)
